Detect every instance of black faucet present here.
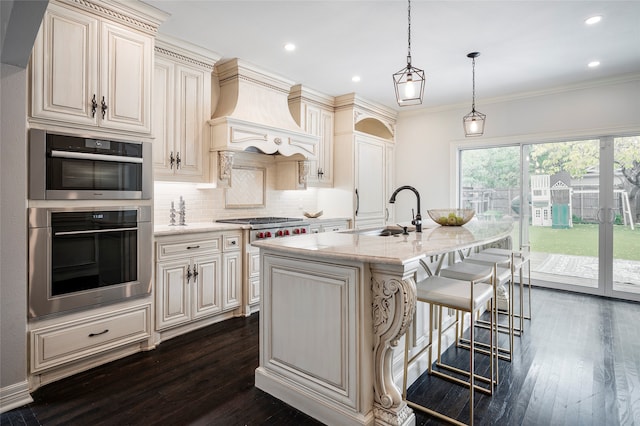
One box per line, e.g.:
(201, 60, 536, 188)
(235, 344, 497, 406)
(389, 185, 422, 233)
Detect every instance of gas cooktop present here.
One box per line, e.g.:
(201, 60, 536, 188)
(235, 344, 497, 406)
(216, 217, 304, 225)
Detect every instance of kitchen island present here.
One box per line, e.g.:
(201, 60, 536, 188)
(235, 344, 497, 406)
(253, 220, 513, 426)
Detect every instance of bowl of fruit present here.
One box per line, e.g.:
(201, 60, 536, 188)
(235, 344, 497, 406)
(427, 209, 475, 226)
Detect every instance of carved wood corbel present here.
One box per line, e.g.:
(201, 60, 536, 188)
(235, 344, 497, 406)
(371, 269, 417, 426)
(298, 160, 310, 185)
(218, 151, 234, 187)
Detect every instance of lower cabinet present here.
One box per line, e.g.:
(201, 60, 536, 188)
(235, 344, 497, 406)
(155, 231, 242, 341)
(29, 301, 153, 389)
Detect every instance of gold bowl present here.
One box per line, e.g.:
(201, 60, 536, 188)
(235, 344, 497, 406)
(427, 209, 475, 226)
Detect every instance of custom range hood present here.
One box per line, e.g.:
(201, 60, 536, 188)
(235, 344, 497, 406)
(209, 58, 319, 158)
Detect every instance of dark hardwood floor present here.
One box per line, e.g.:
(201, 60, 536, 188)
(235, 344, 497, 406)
(2, 287, 639, 426)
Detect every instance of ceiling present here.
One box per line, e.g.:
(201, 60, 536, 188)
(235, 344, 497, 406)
(142, 1, 640, 111)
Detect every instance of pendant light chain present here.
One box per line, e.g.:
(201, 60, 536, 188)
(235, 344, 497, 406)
(471, 56, 476, 111)
(407, 0, 412, 62)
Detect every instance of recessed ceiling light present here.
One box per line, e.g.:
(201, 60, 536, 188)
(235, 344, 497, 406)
(352, 75, 361, 82)
(284, 43, 296, 52)
(585, 15, 602, 25)
(588, 61, 600, 68)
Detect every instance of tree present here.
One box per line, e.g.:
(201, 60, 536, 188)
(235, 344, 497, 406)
(530, 137, 640, 222)
(461, 146, 520, 189)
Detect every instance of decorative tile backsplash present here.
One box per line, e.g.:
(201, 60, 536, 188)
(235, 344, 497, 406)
(154, 175, 319, 225)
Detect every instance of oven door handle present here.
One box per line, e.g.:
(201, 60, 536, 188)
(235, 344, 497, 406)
(54, 227, 138, 236)
(51, 150, 143, 164)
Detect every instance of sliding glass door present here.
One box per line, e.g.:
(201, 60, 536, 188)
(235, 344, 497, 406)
(610, 137, 640, 298)
(459, 136, 639, 302)
(524, 139, 602, 293)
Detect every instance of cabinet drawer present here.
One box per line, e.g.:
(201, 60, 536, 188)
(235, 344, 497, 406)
(157, 238, 221, 260)
(223, 234, 241, 251)
(31, 304, 151, 372)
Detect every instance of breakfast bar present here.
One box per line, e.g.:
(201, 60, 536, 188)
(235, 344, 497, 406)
(253, 220, 513, 426)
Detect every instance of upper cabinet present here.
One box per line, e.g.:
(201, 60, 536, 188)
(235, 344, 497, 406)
(332, 94, 397, 229)
(29, 0, 167, 137)
(153, 36, 219, 182)
(288, 85, 335, 187)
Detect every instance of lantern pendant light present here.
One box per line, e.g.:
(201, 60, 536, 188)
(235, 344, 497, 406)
(463, 52, 486, 137)
(393, 0, 425, 106)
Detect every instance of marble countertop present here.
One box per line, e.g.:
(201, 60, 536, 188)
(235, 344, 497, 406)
(252, 220, 514, 266)
(154, 222, 246, 236)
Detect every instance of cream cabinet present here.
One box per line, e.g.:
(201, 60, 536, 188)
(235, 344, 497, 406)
(30, 0, 165, 135)
(29, 300, 153, 389)
(153, 36, 219, 181)
(332, 94, 397, 229)
(30, 303, 151, 374)
(289, 85, 335, 187)
(155, 231, 241, 340)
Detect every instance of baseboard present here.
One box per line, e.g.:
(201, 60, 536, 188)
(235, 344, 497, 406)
(0, 380, 33, 413)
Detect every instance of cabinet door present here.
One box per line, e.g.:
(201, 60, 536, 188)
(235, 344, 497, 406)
(223, 252, 242, 310)
(354, 136, 386, 223)
(156, 259, 190, 330)
(100, 21, 152, 133)
(304, 105, 322, 185)
(385, 143, 395, 225)
(174, 64, 206, 179)
(304, 106, 334, 187)
(31, 3, 98, 126)
(317, 109, 334, 186)
(152, 58, 176, 177)
(192, 254, 222, 320)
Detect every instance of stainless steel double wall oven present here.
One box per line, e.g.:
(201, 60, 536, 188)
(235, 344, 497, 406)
(28, 130, 153, 318)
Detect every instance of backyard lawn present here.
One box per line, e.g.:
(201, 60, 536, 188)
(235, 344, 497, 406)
(528, 224, 640, 261)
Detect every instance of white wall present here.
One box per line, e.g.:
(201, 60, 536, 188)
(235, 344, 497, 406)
(0, 63, 32, 411)
(393, 76, 640, 223)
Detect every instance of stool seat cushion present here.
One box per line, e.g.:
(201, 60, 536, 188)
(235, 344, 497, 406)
(439, 262, 493, 282)
(462, 259, 514, 284)
(416, 276, 493, 311)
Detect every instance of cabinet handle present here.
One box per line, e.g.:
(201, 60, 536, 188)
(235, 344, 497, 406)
(317, 168, 324, 179)
(176, 152, 181, 169)
(169, 152, 175, 169)
(186, 265, 192, 283)
(192, 264, 199, 282)
(186, 245, 200, 250)
(101, 96, 108, 119)
(88, 329, 109, 338)
(355, 188, 359, 216)
(91, 94, 98, 117)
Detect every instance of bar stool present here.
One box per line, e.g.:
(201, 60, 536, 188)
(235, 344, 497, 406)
(402, 269, 495, 426)
(439, 260, 514, 365)
(481, 246, 532, 326)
